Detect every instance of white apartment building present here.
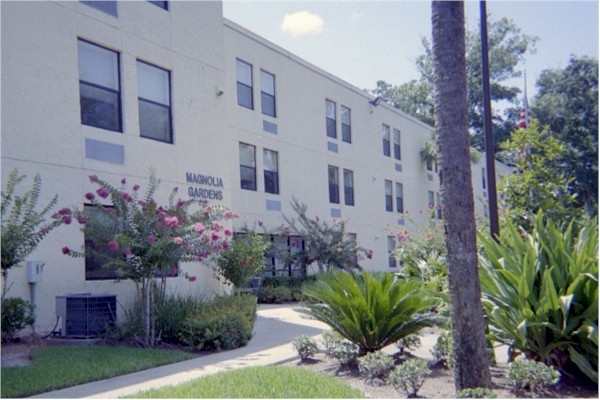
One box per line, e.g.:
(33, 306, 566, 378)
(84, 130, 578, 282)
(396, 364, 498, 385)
(1, 1, 510, 334)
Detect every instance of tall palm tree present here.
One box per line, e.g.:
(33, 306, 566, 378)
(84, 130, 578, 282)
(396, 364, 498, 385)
(431, 0, 491, 390)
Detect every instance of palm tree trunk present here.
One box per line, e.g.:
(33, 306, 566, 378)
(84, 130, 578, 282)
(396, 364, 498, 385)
(431, 0, 491, 390)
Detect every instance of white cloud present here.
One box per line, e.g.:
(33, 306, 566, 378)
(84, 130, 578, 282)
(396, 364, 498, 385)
(281, 11, 324, 37)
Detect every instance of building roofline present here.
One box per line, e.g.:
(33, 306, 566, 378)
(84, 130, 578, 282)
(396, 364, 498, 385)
(223, 18, 436, 132)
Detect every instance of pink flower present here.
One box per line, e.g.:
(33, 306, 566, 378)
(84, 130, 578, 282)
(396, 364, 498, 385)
(61, 246, 70, 255)
(147, 235, 156, 244)
(62, 215, 72, 225)
(85, 192, 95, 201)
(121, 178, 126, 185)
(212, 221, 223, 231)
(123, 247, 132, 255)
(133, 184, 140, 191)
(40, 227, 49, 234)
(257, 220, 263, 227)
(96, 187, 109, 199)
(194, 222, 206, 234)
(164, 216, 179, 227)
(210, 230, 220, 241)
(187, 275, 197, 282)
(222, 241, 230, 249)
(173, 236, 183, 245)
(120, 192, 132, 201)
(366, 250, 373, 259)
(108, 240, 119, 251)
(204, 205, 213, 213)
(89, 175, 98, 182)
(59, 207, 71, 215)
(171, 266, 179, 276)
(224, 228, 233, 237)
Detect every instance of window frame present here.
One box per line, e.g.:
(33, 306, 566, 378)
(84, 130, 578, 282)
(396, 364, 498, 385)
(388, 236, 397, 269)
(382, 124, 391, 157)
(137, 60, 172, 143)
(260, 70, 276, 117)
(328, 165, 340, 204)
(395, 182, 404, 213)
(343, 169, 354, 206)
(385, 179, 393, 212)
(263, 148, 279, 195)
(393, 128, 401, 160)
(341, 105, 351, 143)
(239, 142, 257, 191)
(326, 99, 337, 139)
(78, 38, 122, 132)
(236, 59, 254, 110)
(148, 1, 168, 10)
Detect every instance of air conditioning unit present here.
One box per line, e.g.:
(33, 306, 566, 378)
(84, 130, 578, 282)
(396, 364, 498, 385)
(56, 293, 116, 338)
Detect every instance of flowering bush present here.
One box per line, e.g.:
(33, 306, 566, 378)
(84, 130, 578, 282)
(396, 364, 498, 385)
(63, 172, 236, 347)
(214, 229, 270, 289)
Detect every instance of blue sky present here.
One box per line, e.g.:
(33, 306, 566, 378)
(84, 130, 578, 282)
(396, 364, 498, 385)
(223, 1, 599, 100)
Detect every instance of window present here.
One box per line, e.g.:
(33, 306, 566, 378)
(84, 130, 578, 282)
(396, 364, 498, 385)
(428, 190, 435, 209)
(236, 59, 253, 109)
(148, 1, 168, 9)
(436, 192, 442, 219)
(265, 235, 304, 276)
(395, 182, 404, 213)
(343, 169, 354, 206)
(239, 143, 256, 190)
(78, 39, 121, 132)
(385, 180, 393, 212)
(328, 166, 339, 204)
(137, 61, 172, 143)
(393, 128, 401, 160)
(426, 158, 433, 171)
(482, 167, 486, 189)
(260, 70, 276, 117)
(263, 149, 279, 194)
(341, 106, 351, 143)
(388, 236, 397, 269)
(326, 99, 336, 138)
(81, 1, 118, 16)
(382, 124, 391, 157)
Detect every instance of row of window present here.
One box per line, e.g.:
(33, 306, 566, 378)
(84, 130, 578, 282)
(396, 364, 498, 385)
(81, 1, 168, 18)
(384, 180, 404, 213)
(78, 39, 173, 143)
(239, 143, 279, 194)
(382, 124, 402, 160)
(236, 59, 276, 117)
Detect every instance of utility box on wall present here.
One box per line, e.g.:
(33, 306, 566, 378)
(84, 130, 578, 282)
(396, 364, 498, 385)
(55, 293, 116, 338)
(26, 261, 44, 283)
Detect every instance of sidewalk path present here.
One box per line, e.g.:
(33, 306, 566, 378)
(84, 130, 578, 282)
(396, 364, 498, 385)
(31, 304, 328, 399)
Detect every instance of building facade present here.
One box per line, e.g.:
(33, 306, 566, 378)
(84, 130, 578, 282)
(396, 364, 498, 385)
(1, 1, 510, 334)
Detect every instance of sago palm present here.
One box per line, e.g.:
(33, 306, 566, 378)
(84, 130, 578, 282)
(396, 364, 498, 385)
(301, 270, 445, 355)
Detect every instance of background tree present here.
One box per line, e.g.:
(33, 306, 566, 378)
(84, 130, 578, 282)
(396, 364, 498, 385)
(532, 56, 598, 215)
(270, 198, 371, 273)
(498, 119, 583, 230)
(1, 170, 64, 300)
(373, 15, 536, 150)
(432, 1, 491, 390)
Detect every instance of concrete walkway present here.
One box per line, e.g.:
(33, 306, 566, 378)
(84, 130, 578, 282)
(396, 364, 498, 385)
(31, 304, 329, 399)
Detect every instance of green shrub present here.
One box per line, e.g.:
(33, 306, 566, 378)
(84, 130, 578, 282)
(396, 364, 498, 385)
(291, 335, 319, 360)
(396, 334, 422, 355)
(357, 351, 395, 384)
(1, 297, 35, 342)
(179, 295, 257, 351)
(214, 231, 270, 289)
(479, 213, 598, 383)
(430, 331, 454, 369)
(505, 358, 560, 396)
(302, 270, 446, 355)
(258, 285, 300, 303)
(388, 358, 430, 398)
(456, 387, 498, 398)
(321, 330, 360, 365)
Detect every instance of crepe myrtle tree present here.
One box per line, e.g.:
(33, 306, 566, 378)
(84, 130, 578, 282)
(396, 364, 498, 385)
(1, 169, 66, 301)
(62, 172, 237, 347)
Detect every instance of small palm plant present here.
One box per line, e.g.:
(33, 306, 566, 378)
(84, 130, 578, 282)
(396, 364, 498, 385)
(301, 270, 446, 355)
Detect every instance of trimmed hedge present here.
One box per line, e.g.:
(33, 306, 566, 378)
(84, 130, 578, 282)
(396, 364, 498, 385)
(258, 275, 316, 304)
(179, 294, 257, 351)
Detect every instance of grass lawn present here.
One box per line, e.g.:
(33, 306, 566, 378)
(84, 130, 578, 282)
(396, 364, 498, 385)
(129, 365, 365, 398)
(0, 345, 194, 398)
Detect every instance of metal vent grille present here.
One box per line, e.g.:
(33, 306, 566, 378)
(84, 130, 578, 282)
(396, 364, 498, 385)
(56, 293, 116, 338)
